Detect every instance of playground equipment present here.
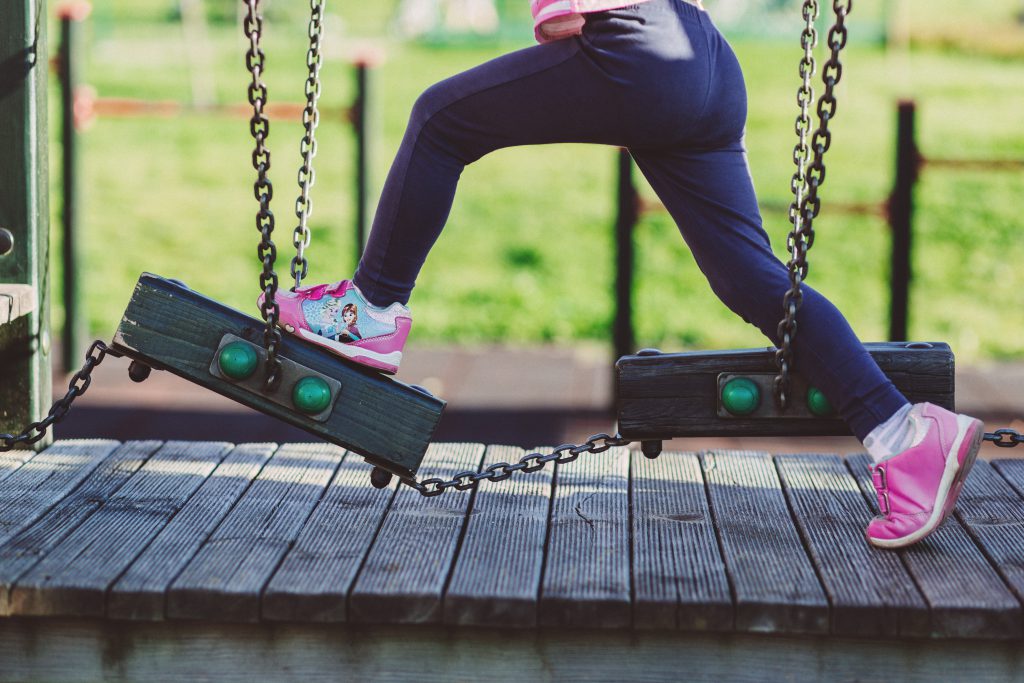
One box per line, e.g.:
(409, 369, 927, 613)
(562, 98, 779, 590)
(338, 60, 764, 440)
(3, 0, 1022, 498)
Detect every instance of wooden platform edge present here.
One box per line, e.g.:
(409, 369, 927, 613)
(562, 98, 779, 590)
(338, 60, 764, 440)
(2, 619, 1024, 683)
(0, 284, 35, 327)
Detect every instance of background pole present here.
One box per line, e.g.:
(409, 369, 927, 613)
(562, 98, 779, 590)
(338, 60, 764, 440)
(888, 100, 918, 342)
(59, 4, 89, 374)
(613, 148, 638, 361)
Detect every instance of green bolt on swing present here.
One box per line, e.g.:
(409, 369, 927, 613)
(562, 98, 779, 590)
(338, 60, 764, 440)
(293, 376, 333, 415)
(806, 386, 834, 417)
(721, 378, 761, 417)
(218, 341, 259, 381)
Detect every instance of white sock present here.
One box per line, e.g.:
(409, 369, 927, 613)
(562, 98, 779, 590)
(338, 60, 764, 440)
(863, 403, 915, 463)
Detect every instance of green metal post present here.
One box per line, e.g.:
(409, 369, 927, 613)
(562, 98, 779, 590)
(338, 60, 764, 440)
(0, 0, 52, 447)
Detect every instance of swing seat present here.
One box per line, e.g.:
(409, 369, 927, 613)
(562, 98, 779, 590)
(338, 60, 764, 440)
(615, 342, 955, 442)
(111, 274, 445, 484)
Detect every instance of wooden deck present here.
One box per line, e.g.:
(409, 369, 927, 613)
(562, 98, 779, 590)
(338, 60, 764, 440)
(3, 439, 1024, 681)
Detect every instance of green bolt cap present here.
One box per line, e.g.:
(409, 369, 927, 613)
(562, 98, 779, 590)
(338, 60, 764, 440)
(722, 377, 761, 416)
(807, 386, 835, 417)
(218, 341, 259, 380)
(292, 376, 333, 415)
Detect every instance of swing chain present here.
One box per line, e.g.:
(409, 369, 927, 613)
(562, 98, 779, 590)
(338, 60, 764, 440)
(0, 341, 121, 452)
(409, 433, 632, 497)
(244, 0, 283, 391)
(985, 429, 1024, 448)
(775, 0, 851, 410)
(291, 0, 326, 290)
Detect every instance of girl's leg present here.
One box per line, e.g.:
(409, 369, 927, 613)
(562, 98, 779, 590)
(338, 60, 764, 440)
(630, 141, 907, 441)
(353, 4, 711, 307)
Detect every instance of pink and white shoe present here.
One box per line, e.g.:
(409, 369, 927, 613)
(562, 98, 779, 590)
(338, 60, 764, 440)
(258, 280, 411, 375)
(866, 403, 984, 549)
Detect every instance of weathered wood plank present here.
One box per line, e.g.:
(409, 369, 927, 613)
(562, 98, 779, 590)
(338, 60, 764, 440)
(111, 274, 445, 481)
(107, 442, 278, 621)
(616, 344, 955, 438)
(13, 619, 1024, 683)
(846, 454, 1021, 639)
(0, 440, 122, 548)
(957, 459, 1024, 606)
(167, 443, 344, 622)
(0, 449, 34, 484)
(631, 450, 733, 631)
(348, 443, 484, 624)
(776, 454, 929, 637)
(443, 445, 554, 627)
(7, 441, 233, 617)
(540, 446, 630, 628)
(262, 450, 399, 622)
(701, 451, 828, 634)
(0, 441, 160, 616)
(0, 284, 35, 326)
(9, 619, 1024, 683)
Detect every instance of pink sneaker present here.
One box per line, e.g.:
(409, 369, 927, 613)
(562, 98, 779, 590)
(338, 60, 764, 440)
(258, 280, 411, 375)
(866, 403, 984, 549)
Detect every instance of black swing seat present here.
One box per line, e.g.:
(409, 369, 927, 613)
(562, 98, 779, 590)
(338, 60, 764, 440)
(111, 274, 445, 484)
(616, 342, 955, 441)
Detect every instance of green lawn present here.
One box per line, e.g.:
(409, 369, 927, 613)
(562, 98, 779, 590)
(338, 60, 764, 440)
(50, 1, 1024, 362)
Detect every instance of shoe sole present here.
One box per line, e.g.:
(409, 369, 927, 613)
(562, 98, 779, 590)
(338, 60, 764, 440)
(276, 324, 402, 375)
(868, 415, 983, 549)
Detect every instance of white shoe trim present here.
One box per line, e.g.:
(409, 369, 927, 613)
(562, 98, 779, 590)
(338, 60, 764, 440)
(297, 328, 403, 366)
(869, 414, 979, 549)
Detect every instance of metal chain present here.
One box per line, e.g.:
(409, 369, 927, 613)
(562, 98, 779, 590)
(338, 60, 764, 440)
(244, 0, 283, 391)
(0, 341, 120, 451)
(984, 429, 1024, 448)
(408, 433, 632, 497)
(774, 0, 851, 409)
(290, 0, 325, 290)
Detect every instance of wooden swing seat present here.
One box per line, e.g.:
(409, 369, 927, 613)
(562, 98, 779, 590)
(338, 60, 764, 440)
(616, 342, 955, 441)
(110, 274, 445, 483)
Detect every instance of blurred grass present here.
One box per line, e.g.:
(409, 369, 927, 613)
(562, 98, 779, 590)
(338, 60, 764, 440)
(49, 1, 1024, 362)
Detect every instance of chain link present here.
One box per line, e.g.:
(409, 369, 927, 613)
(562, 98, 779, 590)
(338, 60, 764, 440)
(984, 429, 1024, 448)
(775, 0, 851, 409)
(407, 433, 632, 497)
(244, 0, 283, 391)
(290, 0, 325, 290)
(0, 341, 121, 452)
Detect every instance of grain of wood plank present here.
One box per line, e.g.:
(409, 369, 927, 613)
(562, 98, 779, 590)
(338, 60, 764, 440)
(775, 454, 928, 637)
(701, 450, 828, 634)
(846, 453, 1021, 638)
(631, 451, 732, 631)
(0, 449, 35, 484)
(262, 450, 399, 623)
(167, 442, 344, 622)
(107, 443, 278, 621)
(443, 445, 554, 627)
(348, 443, 484, 624)
(957, 460, 1024, 607)
(7, 441, 232, 617)
(540, 446, 630, 628)
(0, 440, 123, 548)
(0, 441, 159, 616)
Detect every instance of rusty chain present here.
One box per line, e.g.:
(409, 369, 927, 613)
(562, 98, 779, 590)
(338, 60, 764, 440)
(775, 0, 851, 410)
(290, 0, 325, 290)
(244, 0, 283, 392)
(408, 433, 632, 496)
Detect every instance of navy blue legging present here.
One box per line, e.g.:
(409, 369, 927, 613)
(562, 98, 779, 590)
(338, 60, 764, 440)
(353, 0, 908, 439)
